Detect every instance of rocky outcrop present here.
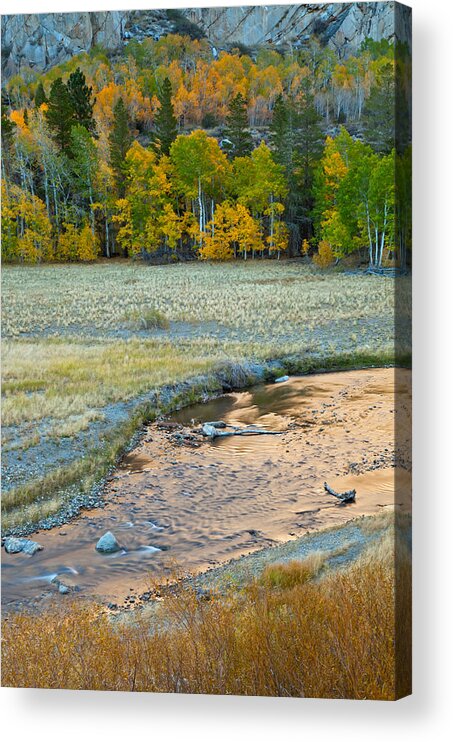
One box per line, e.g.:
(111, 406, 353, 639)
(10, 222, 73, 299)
(182, 3, 399, 53)
(1, 4, 411, 78)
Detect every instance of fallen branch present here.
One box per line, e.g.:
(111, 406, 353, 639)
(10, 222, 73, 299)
(323, 482, 356, 503)
(201, 423, 285, 439)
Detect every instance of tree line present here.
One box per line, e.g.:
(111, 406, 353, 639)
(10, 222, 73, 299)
(1, 34, 411, 268)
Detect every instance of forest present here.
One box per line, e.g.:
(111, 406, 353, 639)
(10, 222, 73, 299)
(1, 33, 411, 269)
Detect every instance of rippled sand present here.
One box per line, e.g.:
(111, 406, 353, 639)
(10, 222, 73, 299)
(2, 367, 411, 608)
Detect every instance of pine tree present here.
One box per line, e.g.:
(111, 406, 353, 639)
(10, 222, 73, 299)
(224, 93, 253, 160)
(295, 80, 324, 236)
(1, 101, 15, 149)
(270, 94, 296, 171)
(270, 85, 323, 250)
(153, 77, 178, 157)
(109, 97, 132, 198)
(362, 59, 395, 154)
(45, 78, 75, 152)
(34, 82, 48, 109)
(67, 68, 96, 134)
(1, 100, 16, 178)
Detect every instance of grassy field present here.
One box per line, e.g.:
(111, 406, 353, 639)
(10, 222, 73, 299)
(1, 511, 412, 699)
(1, 260, 411, 532)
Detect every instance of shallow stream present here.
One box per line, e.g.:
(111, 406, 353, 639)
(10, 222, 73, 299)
(2, 368, 411, 610)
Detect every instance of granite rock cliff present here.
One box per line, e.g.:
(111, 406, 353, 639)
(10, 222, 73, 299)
(1, 4, 410, 77)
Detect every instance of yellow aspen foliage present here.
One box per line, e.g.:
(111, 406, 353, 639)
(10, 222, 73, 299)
(267, 220, 289, 257)
(77, 224, 99, 261)
(301, 238, 310, 255)
(200, 201, 264, 261)
(10, 109, 28, 130)
(56, 223, 79, 261)
(313, 240, 335, 268)
(1, 180, 18, 261)
(158, 203, 183, 251)
(233, 203, 264, 259)
(2, 182, 53, 263)
(112, 198, 133, 254)
(320, 137, 348, 201)
(199, 201, 237, 260)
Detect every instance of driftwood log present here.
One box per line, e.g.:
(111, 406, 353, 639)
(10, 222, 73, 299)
(323, 481, 356, 503)
(201, 422, 285, 439)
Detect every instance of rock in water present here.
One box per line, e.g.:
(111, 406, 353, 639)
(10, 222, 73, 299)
(51, 575, 79, 594)
(275, 375, 290, 383)
(3, 537, 43, 555)
(95, 531, 121, 553)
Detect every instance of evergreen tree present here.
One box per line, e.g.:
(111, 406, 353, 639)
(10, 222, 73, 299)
(270, 94, 296, 171)
(34, 82, 48, 108)
(270, 85, 323, 250)
(153, 77, 178, 157)
(67, 68, 96, 134)
(295, 81, 324, 236)
(362, 59, 395, 154)
(1, 101, 15, 147)
(109, 97, 132, 198)
(224, 93, 253, 159)
(1, 100, 16, 178)
(45, 77, 75, 152)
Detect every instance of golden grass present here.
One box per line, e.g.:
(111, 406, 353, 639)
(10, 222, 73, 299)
(260, 552, 327, 589)
(1, 527, 411, 699)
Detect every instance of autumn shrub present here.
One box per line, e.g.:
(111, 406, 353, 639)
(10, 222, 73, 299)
(260, 553, 326, 589)
(123, 307, 170, 330)
(1, 539, 411, 699)
(77, 224, 99, 262)
(56, 223, 99, 262)
(313, 240, 335, 268)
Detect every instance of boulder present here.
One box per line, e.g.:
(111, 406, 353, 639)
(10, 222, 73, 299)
(95, 531, 121, 553)
(3, 537, 43, 555)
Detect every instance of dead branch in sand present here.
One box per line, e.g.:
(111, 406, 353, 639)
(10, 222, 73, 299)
(201, 422, 285, 439)
(323, 482, 356, 504)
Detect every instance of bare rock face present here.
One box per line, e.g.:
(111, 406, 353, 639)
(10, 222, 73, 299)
(1, 11, 125, 77)
(1, 4, 410, 78)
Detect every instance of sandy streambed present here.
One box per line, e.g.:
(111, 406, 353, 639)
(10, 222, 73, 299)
(2, 367, 411, 610)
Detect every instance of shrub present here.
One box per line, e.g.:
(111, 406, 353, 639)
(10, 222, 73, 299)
(124, 307, 170, 330)
(313, 240, 335, 268)
(260, 553, 326, 589)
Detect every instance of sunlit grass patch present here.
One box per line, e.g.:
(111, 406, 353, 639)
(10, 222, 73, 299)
(260, 552, 327, 588)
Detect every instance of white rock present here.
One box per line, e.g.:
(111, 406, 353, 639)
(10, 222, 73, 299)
(95, 531, 121, 553)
